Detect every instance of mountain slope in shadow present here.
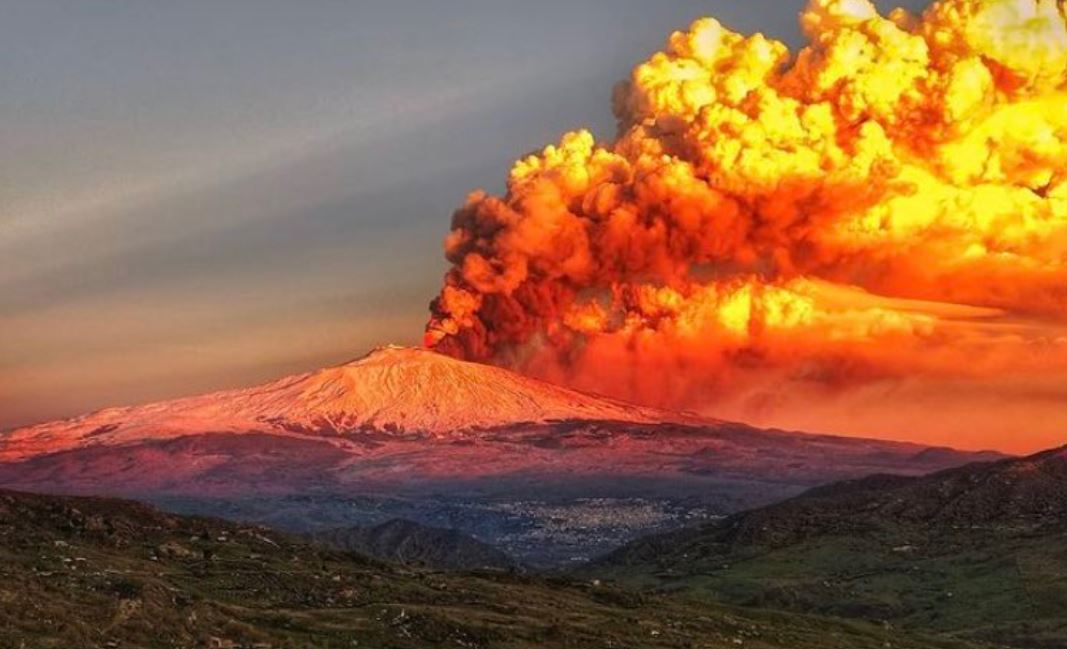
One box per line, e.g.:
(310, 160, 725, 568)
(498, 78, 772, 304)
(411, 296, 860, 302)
(586, 446, 1067, 648)
(312, 518, 519, 571)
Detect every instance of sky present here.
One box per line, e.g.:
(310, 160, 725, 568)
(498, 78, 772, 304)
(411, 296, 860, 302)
(1, 0, 930, 431)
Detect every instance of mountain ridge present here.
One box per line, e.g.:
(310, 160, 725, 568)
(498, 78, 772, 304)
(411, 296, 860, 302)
(585, 445, 1067, 648)
(0, 345, 682, 461)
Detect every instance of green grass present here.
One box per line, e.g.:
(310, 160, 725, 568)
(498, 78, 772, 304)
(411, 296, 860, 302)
(593, 525, 1067, 648)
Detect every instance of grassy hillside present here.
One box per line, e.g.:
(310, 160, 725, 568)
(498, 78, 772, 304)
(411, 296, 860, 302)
(586, 450, 1067, 649)
(311, 518, 519, 571)
(0, 489, 983, 649)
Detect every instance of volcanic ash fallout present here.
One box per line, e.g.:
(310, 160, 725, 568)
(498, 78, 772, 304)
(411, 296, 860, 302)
(426, 0, 1067, 451)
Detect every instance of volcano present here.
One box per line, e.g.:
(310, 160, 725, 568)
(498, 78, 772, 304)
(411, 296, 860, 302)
(0, 346, 1001, 565)
(0, 345, 671, 462)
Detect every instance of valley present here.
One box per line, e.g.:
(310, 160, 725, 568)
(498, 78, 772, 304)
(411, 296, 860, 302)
(0, 488, 985, 649)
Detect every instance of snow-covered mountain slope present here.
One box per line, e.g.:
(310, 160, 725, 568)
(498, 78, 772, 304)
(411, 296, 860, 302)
(0, 346, 680, 461)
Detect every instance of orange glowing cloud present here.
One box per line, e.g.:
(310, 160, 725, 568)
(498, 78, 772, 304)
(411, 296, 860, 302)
(426, 0, 1067, 452)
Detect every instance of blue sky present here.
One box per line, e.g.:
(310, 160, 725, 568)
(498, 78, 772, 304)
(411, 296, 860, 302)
(0, 0, 927, 427)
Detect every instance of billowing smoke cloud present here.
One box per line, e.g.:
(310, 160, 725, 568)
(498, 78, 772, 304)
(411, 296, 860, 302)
(426, 0, 1067, 451)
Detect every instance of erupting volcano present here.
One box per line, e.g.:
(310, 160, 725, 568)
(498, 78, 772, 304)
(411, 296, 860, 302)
(9, 1, 1067, 644)
(425, 0, 1067, 453)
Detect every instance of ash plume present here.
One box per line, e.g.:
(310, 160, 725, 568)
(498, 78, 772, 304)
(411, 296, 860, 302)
(426, 0, 1067, 449)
